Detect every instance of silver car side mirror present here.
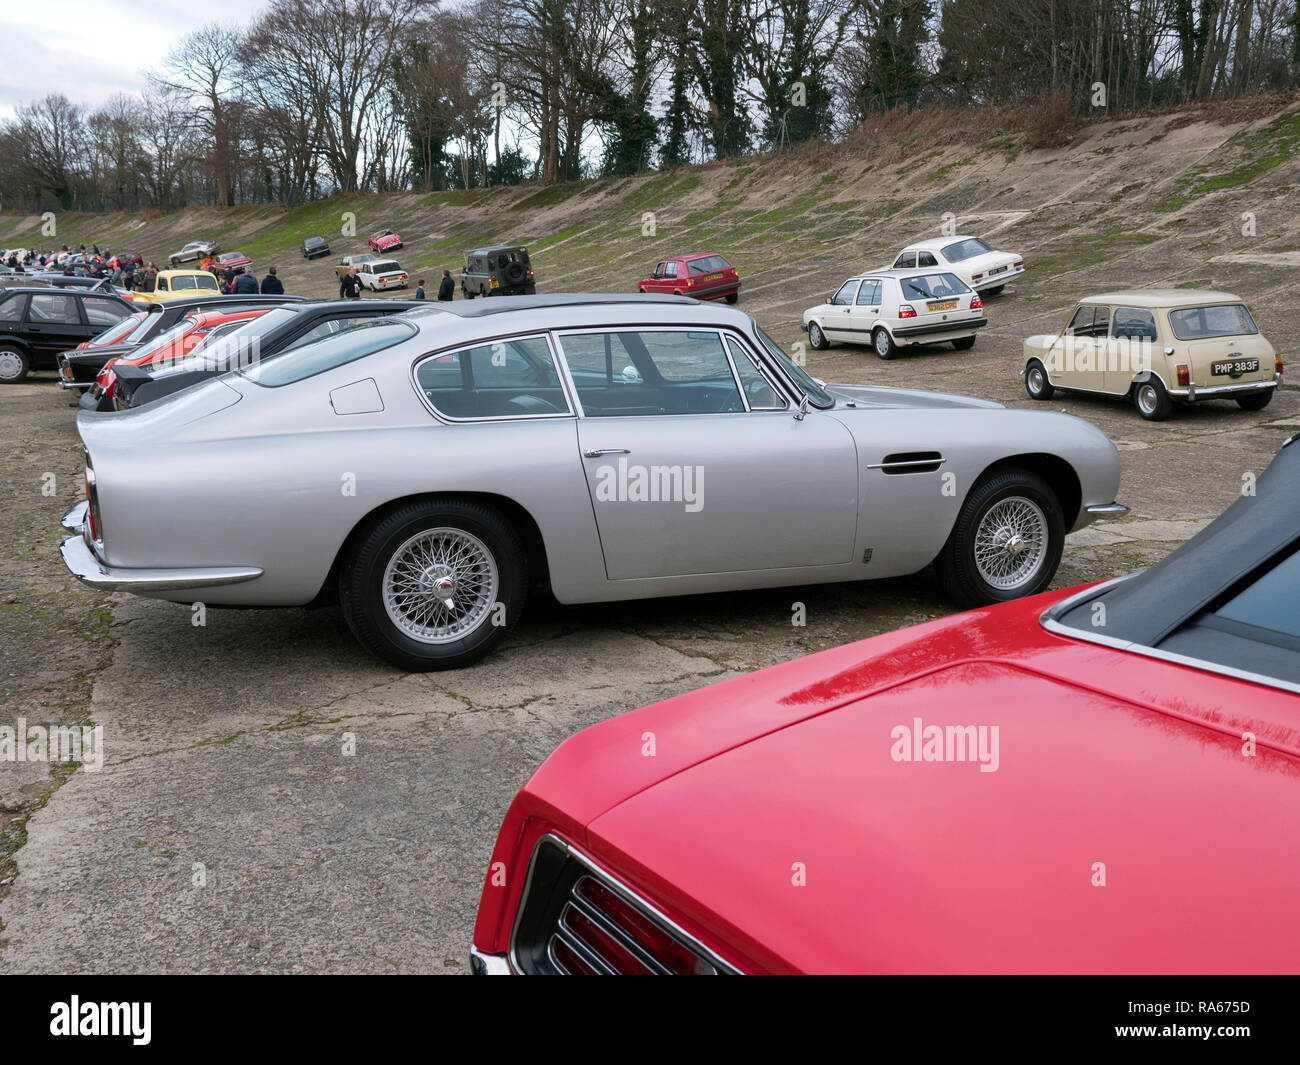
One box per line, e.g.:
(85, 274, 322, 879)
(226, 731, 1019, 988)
(794, 395, 810, 421)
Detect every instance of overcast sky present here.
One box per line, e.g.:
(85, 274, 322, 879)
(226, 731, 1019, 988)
(0, 3, 266, 116)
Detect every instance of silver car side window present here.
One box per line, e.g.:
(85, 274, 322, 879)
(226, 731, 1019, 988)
(557, 329, 744, 418)
(415, 334, 570, 420)
(723, 336, 788, 410)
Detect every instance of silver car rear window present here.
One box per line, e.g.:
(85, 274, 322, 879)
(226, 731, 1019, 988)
(242, 319, 415, 387)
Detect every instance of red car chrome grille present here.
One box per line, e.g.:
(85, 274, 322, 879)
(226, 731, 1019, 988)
(512, 836, 733, 975)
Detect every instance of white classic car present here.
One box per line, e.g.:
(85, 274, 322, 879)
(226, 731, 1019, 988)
(892, 236, 1024, 296)
(1023, 290, 1282, 420)
(803, 269, 986, 358)
(60, 294, 1126, 670)
(358, 259, 409, 291)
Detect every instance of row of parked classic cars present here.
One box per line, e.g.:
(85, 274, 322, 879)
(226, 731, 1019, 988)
(15, 216, 1298, 974)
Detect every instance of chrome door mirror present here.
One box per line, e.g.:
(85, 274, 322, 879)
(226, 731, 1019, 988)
(794, 395, 810, 421)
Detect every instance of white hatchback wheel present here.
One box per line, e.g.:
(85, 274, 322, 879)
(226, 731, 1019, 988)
(973, 496, 1049, 591)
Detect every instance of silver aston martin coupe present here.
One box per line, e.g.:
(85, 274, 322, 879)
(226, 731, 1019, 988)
(60, 294, 1127, 669)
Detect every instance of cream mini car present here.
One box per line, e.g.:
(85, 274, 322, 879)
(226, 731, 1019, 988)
(892, 236, 1024, 295)
(803, 269, 987, 359)
(1023, 290, 1282, 421)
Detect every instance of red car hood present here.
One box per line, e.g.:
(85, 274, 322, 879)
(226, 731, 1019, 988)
(523, 590, 1300, 973)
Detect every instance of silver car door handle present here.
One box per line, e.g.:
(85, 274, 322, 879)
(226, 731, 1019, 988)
(583, 448, 630, 457)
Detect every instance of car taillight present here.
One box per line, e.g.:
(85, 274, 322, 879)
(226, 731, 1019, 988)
(971, 272, 984, 281)
(1014, 260, 1024, 268)
(899, 304, 916, 318)
(1276, 354, 1284, 376)
(1177, 364, 1190, 386)
(970, 296, 983, 310)
(529, 270, 534, 277)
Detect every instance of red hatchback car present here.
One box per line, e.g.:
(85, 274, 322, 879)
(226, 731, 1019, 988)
(638, 253, 740, 303)
(85, 307, 271, 410)
(473, 435, 1300, 974)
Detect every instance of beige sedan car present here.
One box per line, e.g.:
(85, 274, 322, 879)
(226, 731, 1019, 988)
(1022, 290, 1282, 421)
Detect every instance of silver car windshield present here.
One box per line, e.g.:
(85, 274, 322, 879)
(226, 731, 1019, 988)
(241, 318, 416, 387)
(755, 326, 832, 408)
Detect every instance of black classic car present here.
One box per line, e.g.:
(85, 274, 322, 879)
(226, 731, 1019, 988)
(0, 287, 136, 383)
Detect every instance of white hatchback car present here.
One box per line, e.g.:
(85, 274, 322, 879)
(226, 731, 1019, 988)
(803, 269, 987, 359)
(892, 236, 1024, 296)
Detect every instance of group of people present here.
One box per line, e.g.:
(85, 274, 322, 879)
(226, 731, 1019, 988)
(209, 263, 284, 295)
(2, 241, 288, 296)
(338, 268, 456, 300)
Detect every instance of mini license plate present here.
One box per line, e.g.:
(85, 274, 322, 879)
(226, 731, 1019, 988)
(1211, 358, 1259, 377)
(927, 299, 957, 312)
(989, 265, 1007, 276)
(700, 272, 722, 283)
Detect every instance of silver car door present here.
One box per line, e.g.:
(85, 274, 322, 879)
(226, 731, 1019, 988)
(556, 327, 859, 580)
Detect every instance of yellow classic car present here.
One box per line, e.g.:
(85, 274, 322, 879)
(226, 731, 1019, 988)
(132, 269, 222, 304)
(1022, 290, 1282, 420)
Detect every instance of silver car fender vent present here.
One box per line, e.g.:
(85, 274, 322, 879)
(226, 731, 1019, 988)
(869, 452, 945, 475)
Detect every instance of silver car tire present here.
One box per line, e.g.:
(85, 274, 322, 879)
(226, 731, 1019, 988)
(340, 499, 528, 670)
(934, 468, 1064, 607)
(807, 322, 828, 350)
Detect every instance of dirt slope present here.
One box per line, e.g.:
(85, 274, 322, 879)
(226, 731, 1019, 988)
(4, 97, 1300, 340)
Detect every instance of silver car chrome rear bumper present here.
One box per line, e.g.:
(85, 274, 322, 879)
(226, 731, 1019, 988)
(1086, 502, 1129, 519)
(57, 378, 93, 390)
(61, 499, 90, 533)
(60, 532, 263, 593)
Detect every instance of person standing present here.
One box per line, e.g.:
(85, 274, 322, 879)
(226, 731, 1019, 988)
(232, 269, 258, 294)
(339, 267, 362, 299)
(437, 269, 454, 301)
(415, 279, 426, 300)
(260, 266, 284, 294)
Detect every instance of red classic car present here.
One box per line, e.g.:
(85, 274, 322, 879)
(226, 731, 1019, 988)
(84, 307, 271, 411)
(202, 252, 252, 275)
(638, 253, 740, 303)
(473, 435, 1300, 974)
(368, 228, 404, 253)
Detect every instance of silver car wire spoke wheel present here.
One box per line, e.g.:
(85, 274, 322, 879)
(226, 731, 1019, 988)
(382, 527, 499, 644)
(973, 495, 1049, 590)
(0, 349, 25, 382)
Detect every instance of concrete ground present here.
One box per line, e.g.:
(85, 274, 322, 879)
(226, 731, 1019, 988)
(1, 276, 1296, 972)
